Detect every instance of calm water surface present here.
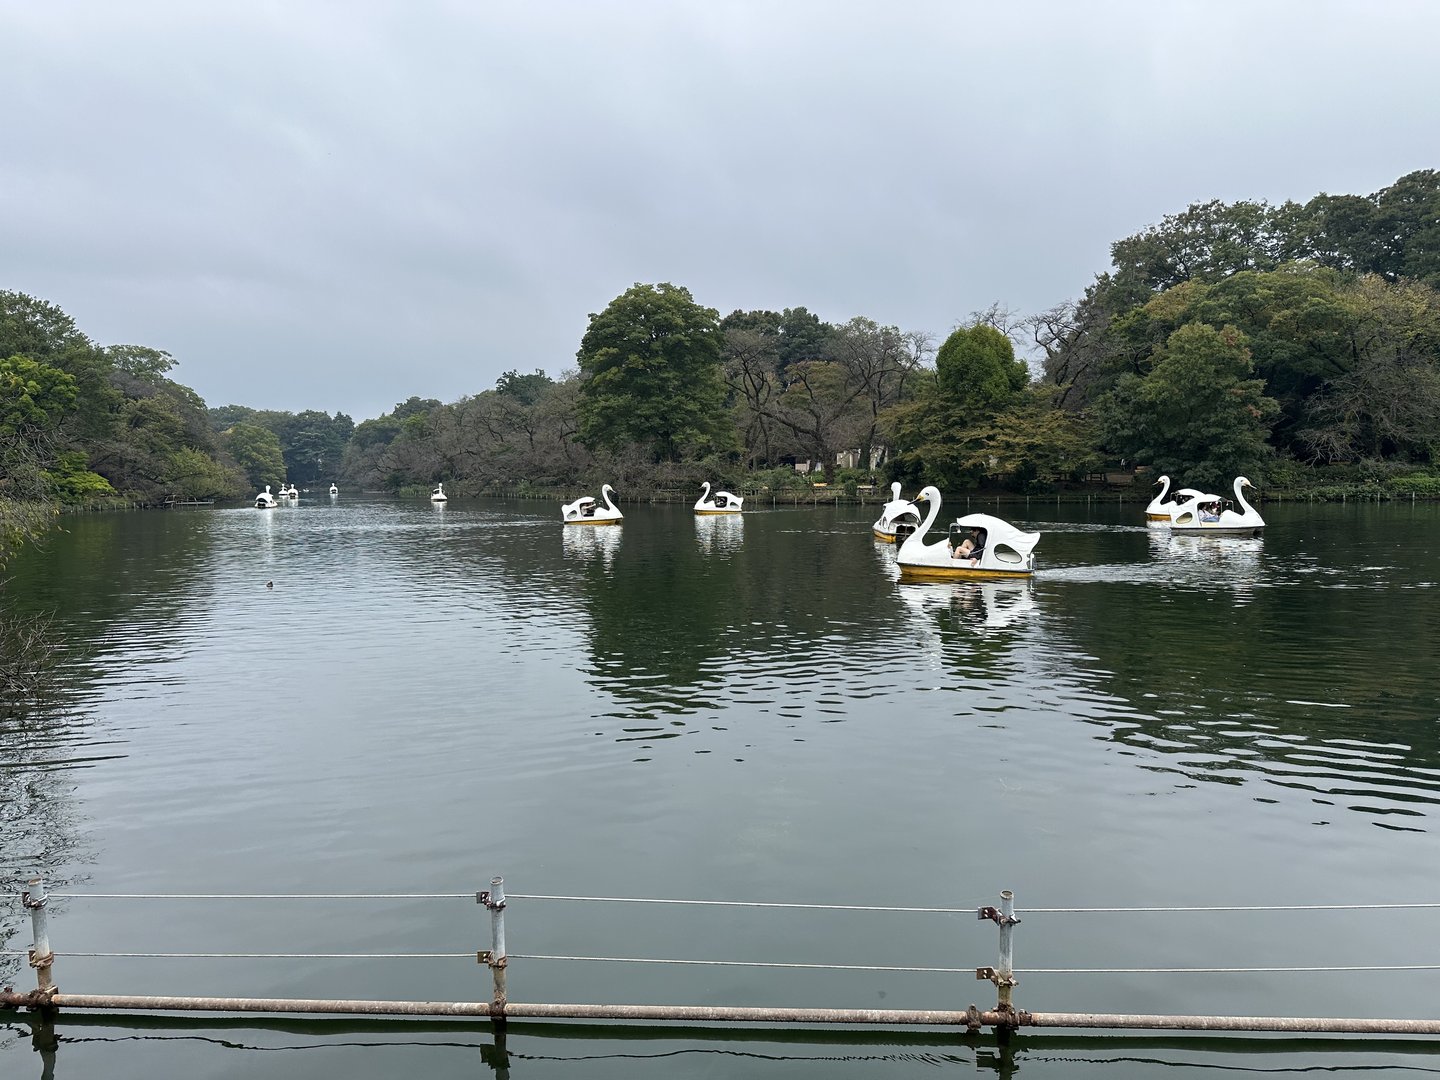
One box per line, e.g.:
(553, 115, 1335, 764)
(3, 494, 1440, 1078)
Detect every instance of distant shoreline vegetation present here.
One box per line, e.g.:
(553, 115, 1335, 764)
(4, 168, 1440, 546)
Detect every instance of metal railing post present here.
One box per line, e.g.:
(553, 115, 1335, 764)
(976, 889, 1020, 1033)
(23, 877, 55, 995)
(478, 876, 508, 1012)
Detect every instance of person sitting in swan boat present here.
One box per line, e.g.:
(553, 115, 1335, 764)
(953, 526, 986, 560)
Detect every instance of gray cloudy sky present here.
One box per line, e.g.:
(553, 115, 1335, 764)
(5, 1, 1436, 421)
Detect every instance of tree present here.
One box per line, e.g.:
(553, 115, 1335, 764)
(935, 324, 1029, 416)
(576, 283, 729, 462)
(0, 355, 78, 437)
(1297, 275, 1440, 463)
(223, 423, 286, 489)
(1097, 323, 1278, 489)
(495, 369, 554, 406)
(829, 317, 925, 475)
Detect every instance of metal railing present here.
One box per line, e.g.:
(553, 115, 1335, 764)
(7, 876, 1440, 1038)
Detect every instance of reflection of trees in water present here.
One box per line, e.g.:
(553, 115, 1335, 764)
(0, 512, 217, 987)
(1037, 569, 1440, 830)
(574, 513, 905, 739)
(0, 703, 93, 989)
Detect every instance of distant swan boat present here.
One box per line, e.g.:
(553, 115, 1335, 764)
(872, 481, 922, 543)
(694, 481, 743, 515)
(1169, 476, 1265, 535)
(431, 483, 448, 503)
(563, 484, 623, 525)
(329, 483, 339, 496)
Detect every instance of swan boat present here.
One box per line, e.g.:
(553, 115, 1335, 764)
(329, 484, 339, 496)
(694, 481, 743, 514)
(430, 483, 448, 503)
(1145, 475, 1216, 522)
(284, 484, 300, 499)
(562, 483, 623, 525)
(1168, 476, 1265, 535)
(872, 481, 923, 543)
(896, 487, 1039, 580)
(255, 485, 278, 509)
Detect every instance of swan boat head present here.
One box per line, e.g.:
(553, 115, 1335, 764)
(1144, 475, 1173, 519)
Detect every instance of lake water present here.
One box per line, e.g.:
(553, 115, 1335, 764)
(3, 494, 1440, 1078)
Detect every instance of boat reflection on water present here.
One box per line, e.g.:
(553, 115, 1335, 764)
(1149, 529, 1263, 600)
(694, 512, 745, 555)
(561, 521, 622, 569)
(898, 578, 1037, 633)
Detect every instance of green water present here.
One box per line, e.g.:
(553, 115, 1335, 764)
(3, 495, 1439, 1077)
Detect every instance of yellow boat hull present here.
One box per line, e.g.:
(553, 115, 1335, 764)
(898, 565, 1033, 582)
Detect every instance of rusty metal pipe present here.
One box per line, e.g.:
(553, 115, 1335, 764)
(4, 991, 1440, 1035)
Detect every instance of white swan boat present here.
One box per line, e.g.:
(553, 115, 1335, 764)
(254, 485, 277, 509)
(430, 483, 448, 503)
(284, 484, 300, 499)
(1145, 474, 1216, 522)
(562, 483, 623, 525)
(329, 483, 339, 497)
(694, 481, 743, 514)
(896, 487, 1039, 580)
(1168, 476, 1265, 535)
(871, 481, 922, 543)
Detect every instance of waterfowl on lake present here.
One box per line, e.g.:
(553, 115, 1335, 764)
(694, 481, 743, 514)
(562, 483, 623, 525)
(255, 485, 277, 509)
(872, 481, 923, 543)
(896, 487, 1039, 580)
(430, 483, 448, 503)
(1168, 476, 1265, 535)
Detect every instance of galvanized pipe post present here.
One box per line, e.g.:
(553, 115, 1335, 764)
(976, 889, 1020, 1034)
(478, 876, 508, 1012)
(23, 877, 55, 995)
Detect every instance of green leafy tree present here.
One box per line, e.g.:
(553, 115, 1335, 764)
(886, 324, 1032, 490)
(1098, 323, 1278, 488)
(577, 283, 729, 462)
(0, 355, 78, 436)
(935, 324, 1029, 417)
(1297, 275, 1440, 462)
(223, 423, 286, 489)
(495, 369, 554, 406)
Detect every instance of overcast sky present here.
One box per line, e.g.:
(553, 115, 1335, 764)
(5, 1, 1436, 422)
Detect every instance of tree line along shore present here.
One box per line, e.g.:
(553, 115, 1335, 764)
(5, 168, 1440, 572)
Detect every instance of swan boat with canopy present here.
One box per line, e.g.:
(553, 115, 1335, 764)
(562, 483, 623, 525)
(430, 483, 448, 503)
(254, 485, 278, 509)
(694, 481, 743, 514)
(896, 487, 1039, 580)
(1145, 474, 1217, 523)
(871, 482, 923, 542)
(1167, 476, 1265, 535)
